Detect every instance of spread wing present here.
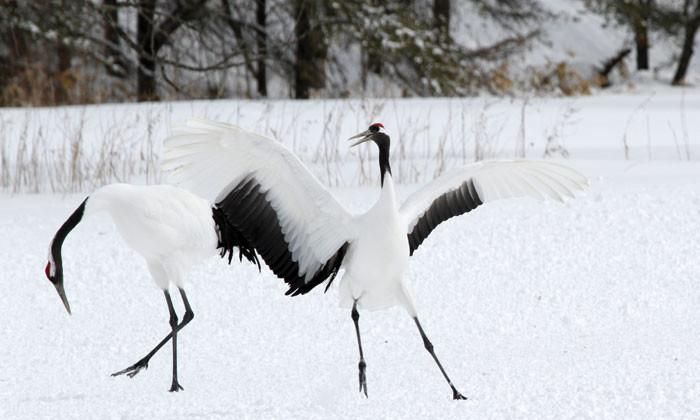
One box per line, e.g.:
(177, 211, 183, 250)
(400, 160, 588, 255)
(162, 119, 354, 295)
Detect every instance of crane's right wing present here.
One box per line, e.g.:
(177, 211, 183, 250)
(162, 119, 354, 295)
(400, 160, 588, 255)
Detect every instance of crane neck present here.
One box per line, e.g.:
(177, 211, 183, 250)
(45, 196, 89, 314)
(378, 138, 392, 187)
(48, 197, 90, 269)
(46, 185, 121, 283)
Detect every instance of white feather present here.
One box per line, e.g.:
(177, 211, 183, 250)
(400, 160, 589, 232)
(88, 184, 218, 288)
(163, 119, 355, 283)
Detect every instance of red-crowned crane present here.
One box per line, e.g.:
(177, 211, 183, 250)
(44, 183, 258, 392)
(162, 119, 588, 399)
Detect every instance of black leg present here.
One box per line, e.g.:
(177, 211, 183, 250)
(112, 288, 195, 390)
(413, 317, 467, 400)
(351, 301, 368, 397)
(164, 290, 183, 392)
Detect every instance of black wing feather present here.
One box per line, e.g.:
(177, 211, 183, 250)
(407, 178, 483, 255)
(212, 206, 259, 267)
(217, 175, 348, 296)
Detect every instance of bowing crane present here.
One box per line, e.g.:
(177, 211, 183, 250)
(45, 183, 258, 392)
(162, 120, 588, 399)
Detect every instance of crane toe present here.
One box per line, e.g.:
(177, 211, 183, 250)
(111, 358, 149, 378)
(358, 361, 368, 397)
(169, 382, 184, 392)
(452, 387, 468, 400)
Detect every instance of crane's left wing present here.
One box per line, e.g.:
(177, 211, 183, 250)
(400, 160, 588, 255)
(162, 119, 354, 296)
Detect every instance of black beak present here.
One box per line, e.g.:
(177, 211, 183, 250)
(348, 130, 373, 147)
(53, 280, 71, 315)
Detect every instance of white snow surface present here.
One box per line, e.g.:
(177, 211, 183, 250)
(2, 159, 700, 418)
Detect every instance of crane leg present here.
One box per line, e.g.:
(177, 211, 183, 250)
(351, 301, 368, 397)
(164, 290, 183, 392)
(111, 288, 195, 391)
(413, 317, 467, 400)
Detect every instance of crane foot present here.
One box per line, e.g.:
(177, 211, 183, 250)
(111, 358, 149, 378)
(358, 360, 368, 398)
(169, 381, 184, 392)
(452, 387, 468, 400)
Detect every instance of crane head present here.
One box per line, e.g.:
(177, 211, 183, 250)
(44, 260, 71, 315)
(348, 123, 388, 147)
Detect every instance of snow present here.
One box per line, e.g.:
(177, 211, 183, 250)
(2, 85, 700, 417)
(2, 158, 700, 418)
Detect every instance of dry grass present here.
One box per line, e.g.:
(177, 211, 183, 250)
(543, 102, 577, 159)
(0, 105, 164, 193)
(3, 95, 677, 194)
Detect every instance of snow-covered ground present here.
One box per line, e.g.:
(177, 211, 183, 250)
(2, 157, 700, 418)
(1, 87, 699, 417)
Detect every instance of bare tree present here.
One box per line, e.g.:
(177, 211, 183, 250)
(0, 0, 556, 103)
(294, 0, 327, 99)
(102, 0, 128, 78)
(667, 0, 700, 85)
(256, 0, 267, 96)
(135, 0, 208, 100)
(434, 0, 450, 40)
(0, 0, 82, 105)
(0, 1, 24, 93)
(585, 0, 655, 70)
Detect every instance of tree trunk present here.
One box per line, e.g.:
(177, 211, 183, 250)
(294, 0, 326, 99)
(221, 0, 253, 97)
(54, 42, 72, 104)
(366, 37, 383, 76)
(363, 0, 383, 86)
(0, 1, 25, 101)
(51, 0, 73, 104)
(136, 0, 203, 100)
(633, 20, 649, 70)
(433, 0, 450, 40)
(256, 0, 267, 97)
(672, 17, 700, 85)
(137, 0, 157, 101)
(631, 0, 652, 70)
(103, 0, 127, 78)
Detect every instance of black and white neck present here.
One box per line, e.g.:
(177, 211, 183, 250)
(45, 197, 89, 314)
(348, 122, 393, 187)
(374, 132, 392, 187)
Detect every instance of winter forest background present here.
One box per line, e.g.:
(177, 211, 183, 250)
(2, 0, 699, 105)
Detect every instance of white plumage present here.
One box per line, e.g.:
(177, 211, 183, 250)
(44, 182, 258, 392)
(162, 119, 588, 399)
(91, 184, 217, 287)
(400, 160, 587, 235)
(166, 119, 353, 284)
